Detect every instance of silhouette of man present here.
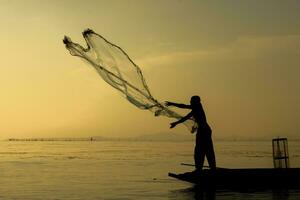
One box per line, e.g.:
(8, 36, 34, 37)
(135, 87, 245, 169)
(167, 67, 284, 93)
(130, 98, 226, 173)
(166, 96, 216, 170)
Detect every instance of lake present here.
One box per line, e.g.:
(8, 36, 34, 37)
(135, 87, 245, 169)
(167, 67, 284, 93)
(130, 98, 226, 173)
(0, 140, 299, 199)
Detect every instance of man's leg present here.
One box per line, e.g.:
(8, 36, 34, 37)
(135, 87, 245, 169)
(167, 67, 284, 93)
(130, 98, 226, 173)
(195, 135, 205, 170)
(206, 135, 216, 169)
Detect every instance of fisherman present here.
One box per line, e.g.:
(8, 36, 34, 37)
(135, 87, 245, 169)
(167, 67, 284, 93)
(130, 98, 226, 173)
(165, 95, 216, 171)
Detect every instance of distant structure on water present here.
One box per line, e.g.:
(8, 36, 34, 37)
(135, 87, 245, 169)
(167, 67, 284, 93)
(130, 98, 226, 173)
(8, 137, 97, 142)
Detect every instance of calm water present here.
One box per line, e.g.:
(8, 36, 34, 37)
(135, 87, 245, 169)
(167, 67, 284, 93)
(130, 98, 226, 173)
(0, 140, 300, 200)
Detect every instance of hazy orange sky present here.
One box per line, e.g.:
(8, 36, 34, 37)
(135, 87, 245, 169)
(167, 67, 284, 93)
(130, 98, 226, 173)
(0, 0, 299, 139)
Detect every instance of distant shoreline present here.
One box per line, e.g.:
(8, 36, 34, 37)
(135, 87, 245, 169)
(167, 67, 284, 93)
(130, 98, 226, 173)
(7, 138, 95, 142)
(5, 137, 300, 142)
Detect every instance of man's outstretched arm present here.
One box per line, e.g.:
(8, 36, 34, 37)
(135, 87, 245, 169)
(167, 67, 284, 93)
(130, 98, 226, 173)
(170, 112, 193, 128)
(165, 101, 191, 109)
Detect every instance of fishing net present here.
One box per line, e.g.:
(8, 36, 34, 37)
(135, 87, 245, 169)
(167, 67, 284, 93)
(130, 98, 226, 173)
(63, 29, 197, 133)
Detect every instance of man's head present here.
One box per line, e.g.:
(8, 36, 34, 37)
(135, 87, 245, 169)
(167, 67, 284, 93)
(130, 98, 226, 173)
(190, 95, 201, 107)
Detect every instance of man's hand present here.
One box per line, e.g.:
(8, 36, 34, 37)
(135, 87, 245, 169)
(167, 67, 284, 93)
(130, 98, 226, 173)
(165, 101, 173, 106)
(170, 122, 177, 129)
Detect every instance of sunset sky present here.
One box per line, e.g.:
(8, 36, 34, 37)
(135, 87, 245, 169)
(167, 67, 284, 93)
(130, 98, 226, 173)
(0, 0, 299, 139)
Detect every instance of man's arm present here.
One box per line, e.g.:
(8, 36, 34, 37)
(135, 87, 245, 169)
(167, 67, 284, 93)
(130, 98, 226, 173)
(170, 112, 193, 128)
(165, 101, 191, 109)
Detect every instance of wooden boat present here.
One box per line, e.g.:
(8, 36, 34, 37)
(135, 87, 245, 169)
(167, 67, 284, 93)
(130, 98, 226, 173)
(169, 168, 300, 189)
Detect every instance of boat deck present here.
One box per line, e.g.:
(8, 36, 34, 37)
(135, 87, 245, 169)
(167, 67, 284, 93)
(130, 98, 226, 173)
(169, 168, 300, 189)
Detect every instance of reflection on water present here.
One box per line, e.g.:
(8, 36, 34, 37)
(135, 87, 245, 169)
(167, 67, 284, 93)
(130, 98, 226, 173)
(169, 186, 296, 200)
(171, 186, 217, 200)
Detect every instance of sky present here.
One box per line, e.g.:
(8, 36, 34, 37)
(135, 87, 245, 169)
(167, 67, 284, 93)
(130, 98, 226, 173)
(0, 0, 299, 139)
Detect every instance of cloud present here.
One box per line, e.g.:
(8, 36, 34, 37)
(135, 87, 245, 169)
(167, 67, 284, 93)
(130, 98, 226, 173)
(136, 35, 300, 68)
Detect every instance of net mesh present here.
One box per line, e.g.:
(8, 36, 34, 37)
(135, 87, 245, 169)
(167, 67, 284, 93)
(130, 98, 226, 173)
(63, 29, 197, 133)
